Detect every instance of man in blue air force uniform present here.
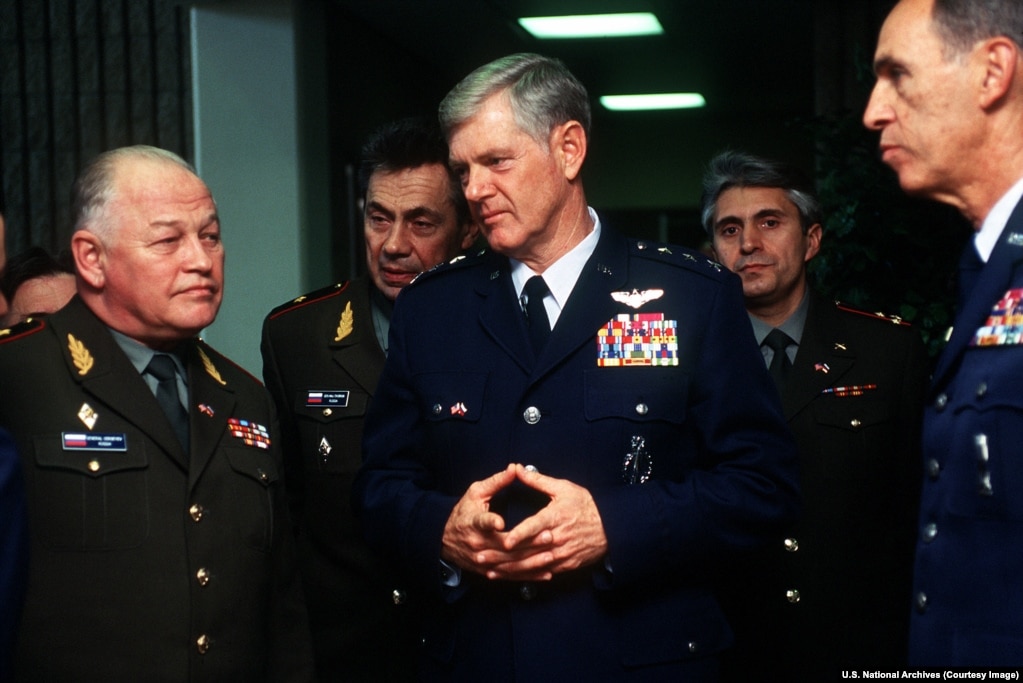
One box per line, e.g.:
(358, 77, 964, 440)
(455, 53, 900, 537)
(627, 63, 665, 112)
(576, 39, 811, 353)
(865, 0, 1023, 665)
(353, 53, 799, 681)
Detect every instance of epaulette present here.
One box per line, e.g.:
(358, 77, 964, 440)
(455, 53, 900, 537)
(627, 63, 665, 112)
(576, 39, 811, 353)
(267, 282, 353, 320)
(0, 316, 46, 345)
(835, 300, 911, 326)
(407, 248, 488, 288)
(194, 337, 263, 387)
(630, 240, 727, 278)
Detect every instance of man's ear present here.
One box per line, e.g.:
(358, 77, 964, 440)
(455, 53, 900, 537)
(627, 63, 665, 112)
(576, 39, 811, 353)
(551, 120, 587, 181)
(72, 230, 106, 289)
(978, 37, 1019, 110)
(459, 220, 481, 251)
(804, 223, 823, 262)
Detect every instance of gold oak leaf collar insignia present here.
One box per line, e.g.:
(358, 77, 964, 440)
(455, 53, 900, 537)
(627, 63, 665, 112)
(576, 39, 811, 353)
(68, 333, 95, 376)
(198, 347, 226, 385)
(335, 301, 354, 342)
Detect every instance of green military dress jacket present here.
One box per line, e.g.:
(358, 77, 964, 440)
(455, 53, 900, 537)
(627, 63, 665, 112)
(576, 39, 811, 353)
(0, 296, 313, 682)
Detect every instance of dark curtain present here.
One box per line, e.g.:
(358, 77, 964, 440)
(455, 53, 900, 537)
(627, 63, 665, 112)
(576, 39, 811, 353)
(0, 0, 192, 257)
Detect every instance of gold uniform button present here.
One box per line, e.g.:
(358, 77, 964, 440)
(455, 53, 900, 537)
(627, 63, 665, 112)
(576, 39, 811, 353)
(189, 504, 204, 522)
(786, 589, 801, 604)
(392, 589, 406, 606)
(196, 567, 210, 586)
(849, 419, 862, 428)
(196, 634, 210, 654)
(258, 468, 269, 482)
(323, 407, 333, 417)
(88, 460, 100, 472)
(783, 538, 799, 552)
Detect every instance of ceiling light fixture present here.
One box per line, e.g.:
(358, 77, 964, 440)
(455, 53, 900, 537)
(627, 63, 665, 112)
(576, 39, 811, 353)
(518, 13, 663, 39)
(600, 93, 707, 111)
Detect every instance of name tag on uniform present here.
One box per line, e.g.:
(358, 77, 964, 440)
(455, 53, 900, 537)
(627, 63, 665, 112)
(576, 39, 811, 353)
(305, 390, 350, 408)
(62, 432, 128, 451)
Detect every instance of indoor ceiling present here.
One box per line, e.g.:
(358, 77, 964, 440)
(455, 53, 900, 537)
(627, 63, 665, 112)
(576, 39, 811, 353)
(327, 0, 883, 232)
(331, 0, 817, 114)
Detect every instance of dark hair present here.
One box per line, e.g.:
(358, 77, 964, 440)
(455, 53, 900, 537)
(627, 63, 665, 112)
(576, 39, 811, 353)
(700, 150, 822, 236)
(439, 53, 591, 147)
(357, 117, 469, 227)
(931, 0, 1023, 58)
(0, 246, 74, 302)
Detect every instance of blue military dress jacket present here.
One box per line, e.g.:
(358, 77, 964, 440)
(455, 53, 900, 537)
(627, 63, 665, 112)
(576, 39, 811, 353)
(354, 226, 799, 681)
(910, 200, 1023, 666)
(0, 428, 27, 682)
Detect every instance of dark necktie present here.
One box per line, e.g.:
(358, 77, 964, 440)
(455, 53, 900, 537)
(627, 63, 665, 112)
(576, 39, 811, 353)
(763, 328, 794, 391)
(147, 354, 189, 451)
(522, 275, 552, 354)
(957, 240, 984, 311)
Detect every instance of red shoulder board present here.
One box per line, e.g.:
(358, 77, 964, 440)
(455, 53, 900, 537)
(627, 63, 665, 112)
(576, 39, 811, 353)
(0, 317, 46, 344)
(834, 301, 910, 326)
(267, 282, 352, 321)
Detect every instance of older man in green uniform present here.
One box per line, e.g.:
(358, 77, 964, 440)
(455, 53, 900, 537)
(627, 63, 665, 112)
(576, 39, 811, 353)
(0, 145, 314, 682)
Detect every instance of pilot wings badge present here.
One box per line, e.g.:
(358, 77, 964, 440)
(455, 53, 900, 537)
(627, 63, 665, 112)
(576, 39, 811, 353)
(611, 289, 664, 309)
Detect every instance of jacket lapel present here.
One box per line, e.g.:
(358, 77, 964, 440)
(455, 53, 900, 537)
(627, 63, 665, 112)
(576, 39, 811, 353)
(475, 228, 629, 377)
(477, 252, 535, 374)
(187, 342, 236, 489)
(933, 205, 1023, 388)
(50, 297, 188, 471)
(329, 279, 386, 394)
(534, 229, 628, 378)
(783, 295, 854, 419)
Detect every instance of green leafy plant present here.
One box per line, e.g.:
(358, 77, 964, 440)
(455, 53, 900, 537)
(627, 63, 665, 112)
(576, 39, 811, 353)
(804, 108, 968, 359)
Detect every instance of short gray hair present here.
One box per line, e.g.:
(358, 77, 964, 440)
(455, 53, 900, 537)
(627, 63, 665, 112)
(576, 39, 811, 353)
(931, 0, 1023, 60)
(72, 145, 197, 240)
(700, 150, 821, 236)
(439, 53, 591, 148)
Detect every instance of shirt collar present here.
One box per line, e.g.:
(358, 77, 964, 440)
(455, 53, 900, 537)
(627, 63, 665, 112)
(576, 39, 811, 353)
(109, 328, 187, 380)
(975, 175, 1023, 262)
(749, 288, 809, 346)
(510, 207, 601, 321)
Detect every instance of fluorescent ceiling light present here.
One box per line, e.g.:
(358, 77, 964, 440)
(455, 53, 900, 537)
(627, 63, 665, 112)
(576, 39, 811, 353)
(600, 93, 707, 111)
(518, 13, 663, 39)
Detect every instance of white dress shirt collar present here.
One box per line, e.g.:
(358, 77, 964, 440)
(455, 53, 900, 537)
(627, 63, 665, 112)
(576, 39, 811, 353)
(510, 208, 601, 328)
(975, 175, 1023, 262)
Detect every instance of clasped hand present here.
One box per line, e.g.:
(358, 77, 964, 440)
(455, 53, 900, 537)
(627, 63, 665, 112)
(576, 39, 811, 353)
(441, 463, 608, 582)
